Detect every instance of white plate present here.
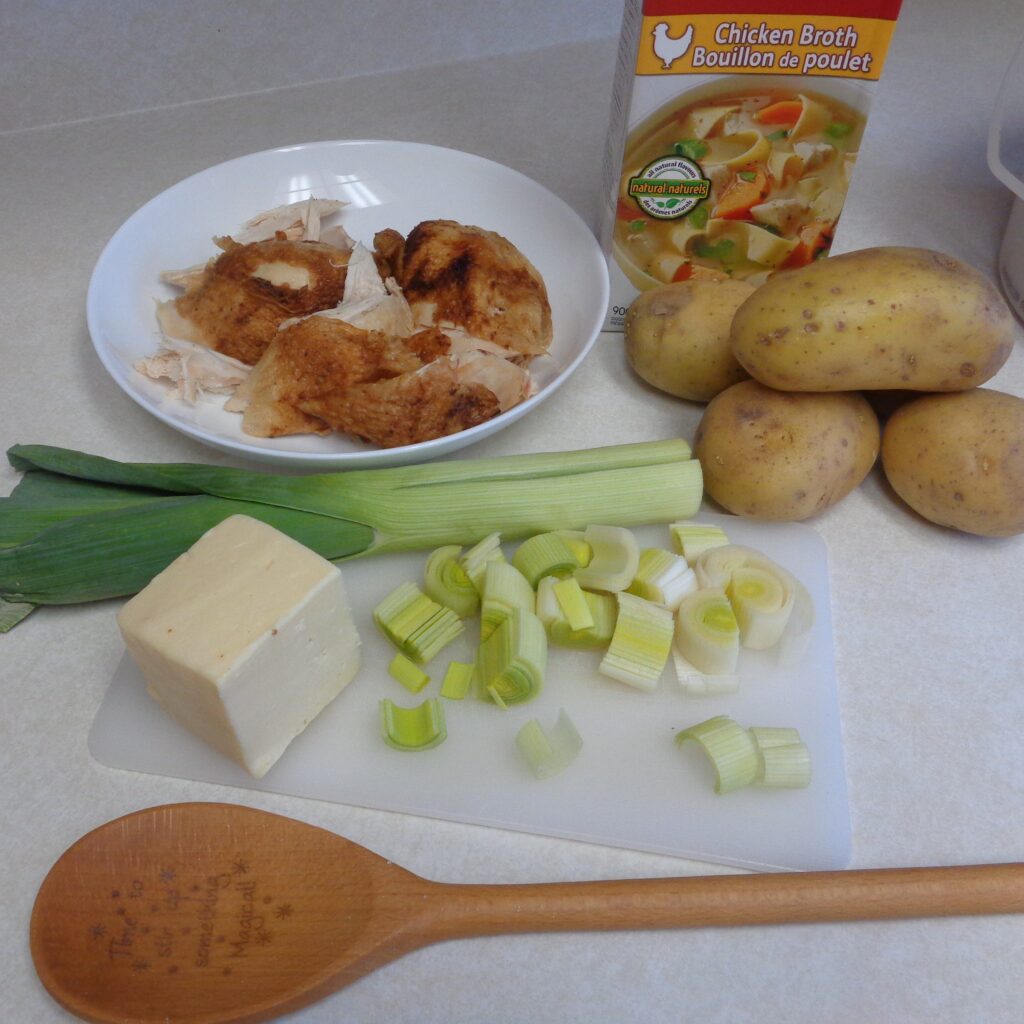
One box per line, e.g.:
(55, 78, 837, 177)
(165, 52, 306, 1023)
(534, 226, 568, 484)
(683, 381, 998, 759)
(90, 515, 851, 872)
(86, 140, 609, 468)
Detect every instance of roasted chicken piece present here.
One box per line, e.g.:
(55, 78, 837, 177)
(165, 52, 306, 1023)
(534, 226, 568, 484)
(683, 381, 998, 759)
(157, 239, 352, 365)
(379, 220, 553, 359)
(373, 228, 406, 279)
(145, 208, 545, 449)
(300, 358, 501, 449)
(238, 317, 451, 438)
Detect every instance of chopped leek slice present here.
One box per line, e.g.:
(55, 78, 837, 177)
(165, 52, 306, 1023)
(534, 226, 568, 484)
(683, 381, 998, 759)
(537, 577, 617, 649)
(554, 529, 592, 568)
(553, 577, 594, 631)
(551, 590, 616, 648)
(671, 647, 739, 696)
(670, 521, 729, 564)
(480, 561, 535, 641)
(694, 544, 807, 651)
(748, 726, 802, 749)
(379, 697, 447, 751)
(748, 726, 811, 789)
(475, 607, 547, 707)
(440, 661, 474, 700)
(726, 565, 791, 649)
(511, 532, 578, 587)
(534, 575, 562, 629)
(515, 708, 583, 779)
(676, 715, 758, 793)
(693, 544, 749, 590)
(388, 652, 430, 694)
(599, 592, 674, 691)
(574, 525, 640, 593)
(459, 532, 506, 593)
(373, 581, 464, 664)
(777, 582, 815, 668)
(674, 588, 739, 675)
(754, 742, 812, 789)
(627, 547, 698, 609)
(423, 544, 480, 618)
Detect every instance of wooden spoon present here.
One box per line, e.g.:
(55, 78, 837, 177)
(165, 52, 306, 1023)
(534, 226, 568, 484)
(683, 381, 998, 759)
(31, 803, 1024, 1024)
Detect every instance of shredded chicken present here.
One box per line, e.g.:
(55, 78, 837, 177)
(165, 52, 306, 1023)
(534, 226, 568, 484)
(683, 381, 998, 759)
(293, 244, 416, 337)
(159, 264, 208, 290)
(135, 338, 250, 404)
(231, 197, 349, 245)
(452, 350, 532, 411)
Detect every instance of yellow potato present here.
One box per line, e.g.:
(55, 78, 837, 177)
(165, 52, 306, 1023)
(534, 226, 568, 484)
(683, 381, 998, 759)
(881, 388, 1024, 537)
(624, 278, 754, 401)
(693, 379, 880, 520)
(730, 247, 1014, 392)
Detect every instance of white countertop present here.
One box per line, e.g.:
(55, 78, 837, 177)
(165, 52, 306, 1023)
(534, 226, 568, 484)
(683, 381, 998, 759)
(3, 1, 1022, 1021)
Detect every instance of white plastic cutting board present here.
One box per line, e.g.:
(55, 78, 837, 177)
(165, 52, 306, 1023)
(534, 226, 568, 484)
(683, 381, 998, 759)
(90, 513, 850, 872)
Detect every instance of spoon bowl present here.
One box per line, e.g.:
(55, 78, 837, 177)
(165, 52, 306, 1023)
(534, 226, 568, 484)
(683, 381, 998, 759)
(31, 803, 1024, 1024)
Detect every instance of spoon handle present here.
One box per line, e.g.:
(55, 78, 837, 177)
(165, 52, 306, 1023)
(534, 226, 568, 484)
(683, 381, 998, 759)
(421, 863, 1024, 940)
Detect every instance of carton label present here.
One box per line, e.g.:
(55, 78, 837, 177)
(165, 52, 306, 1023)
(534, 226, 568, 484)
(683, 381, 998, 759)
(599, 0, 903, 331)
(639, 13, 897, 79)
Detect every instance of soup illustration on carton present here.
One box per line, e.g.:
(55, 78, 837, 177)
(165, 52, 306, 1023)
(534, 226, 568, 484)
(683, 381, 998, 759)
(600, 1, 903, 330)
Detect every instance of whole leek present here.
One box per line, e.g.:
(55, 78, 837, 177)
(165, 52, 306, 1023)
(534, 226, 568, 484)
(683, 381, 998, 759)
(0, 439, 702, 627)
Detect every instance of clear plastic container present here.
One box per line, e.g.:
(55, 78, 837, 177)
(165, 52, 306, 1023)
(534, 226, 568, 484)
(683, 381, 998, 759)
(988, 35, 1024, 321)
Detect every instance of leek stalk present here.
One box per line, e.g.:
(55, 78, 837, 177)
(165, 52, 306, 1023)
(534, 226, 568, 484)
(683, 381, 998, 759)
(0, 439, 702, 627)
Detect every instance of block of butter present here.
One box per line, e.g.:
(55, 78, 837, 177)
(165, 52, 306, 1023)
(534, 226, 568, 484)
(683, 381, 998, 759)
(116, 514, 361, 778)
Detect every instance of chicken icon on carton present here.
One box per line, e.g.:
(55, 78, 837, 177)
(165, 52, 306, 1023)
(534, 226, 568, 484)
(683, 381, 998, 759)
(599, 0, 904, 331)
(653, 22, 695, 68)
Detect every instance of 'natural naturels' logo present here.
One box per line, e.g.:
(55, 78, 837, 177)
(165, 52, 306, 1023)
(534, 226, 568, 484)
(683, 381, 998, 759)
(627, 155, 710, 219)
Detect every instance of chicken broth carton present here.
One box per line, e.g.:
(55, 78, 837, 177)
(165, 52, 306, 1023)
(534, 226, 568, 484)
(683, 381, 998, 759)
(599, 0, 903, 330)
